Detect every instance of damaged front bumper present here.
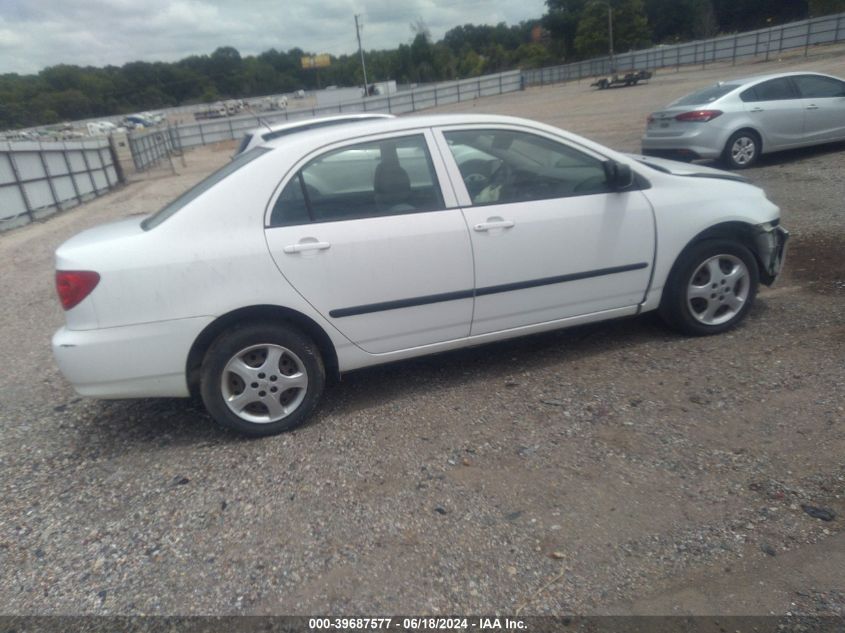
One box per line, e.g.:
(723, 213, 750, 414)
(754, 222, 789, 284)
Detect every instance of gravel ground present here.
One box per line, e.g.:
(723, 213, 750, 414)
(0, 49, 843, 616)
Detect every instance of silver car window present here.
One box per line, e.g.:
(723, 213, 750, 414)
(741, 78, 798, 102)
(673, 84, 740, 106)
(793, 75, 845, 98)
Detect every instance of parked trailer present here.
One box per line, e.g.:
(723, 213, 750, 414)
(591, 70, 653, 89)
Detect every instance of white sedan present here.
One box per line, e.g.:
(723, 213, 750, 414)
(52, 114, 789, 436)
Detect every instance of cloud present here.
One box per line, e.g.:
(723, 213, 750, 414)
(0, 0, 547, 74)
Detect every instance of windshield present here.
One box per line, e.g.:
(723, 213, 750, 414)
(671, 83, 740, 106)
(142, 147, 270, 230)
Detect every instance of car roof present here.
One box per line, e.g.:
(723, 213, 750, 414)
(248, 113, 394, 138)
(255, 113, 613, 161)
(715, 70, 838, 88)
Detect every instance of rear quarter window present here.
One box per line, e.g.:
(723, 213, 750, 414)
(672, 84, 740, 106)
(142, 147, 270, 230)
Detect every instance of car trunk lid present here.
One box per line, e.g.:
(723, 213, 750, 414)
(55, 216, 146, 266)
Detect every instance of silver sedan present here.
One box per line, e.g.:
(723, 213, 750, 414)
(641, 71, 845, 168)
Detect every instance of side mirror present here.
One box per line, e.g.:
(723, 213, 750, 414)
(603, 160, 634, 191)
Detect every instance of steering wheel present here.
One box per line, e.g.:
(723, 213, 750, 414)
(460, 159, 492, 196)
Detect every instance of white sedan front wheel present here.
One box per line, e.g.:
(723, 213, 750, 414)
(686, 254, 751, 326)
(660, 240, 759, 336)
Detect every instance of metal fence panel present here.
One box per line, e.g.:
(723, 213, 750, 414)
(44, 153, 68, 176)
(74, 171, 95, 196)
(0, 137, 119, 231)
(53, 176, 76, 201)
(0, 154, 14, 184)
(0, 185, 27, 222)
(138, 70, 524, 163)
(66, 151, 86, 172)
(523, 12, 845, 86)
(14, 152, 44, 178)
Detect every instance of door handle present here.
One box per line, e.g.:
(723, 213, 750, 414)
(806, 104, 819, 110)
(749, 107, 764, 113)
(283, 241, 331, 254)
(474, 219, 515, 232)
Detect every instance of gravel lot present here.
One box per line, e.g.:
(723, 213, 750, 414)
(1, 48, 843, 616)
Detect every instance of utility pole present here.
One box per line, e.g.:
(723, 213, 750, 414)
(354, 14, 369, 96)
(608, 5, 615, 73)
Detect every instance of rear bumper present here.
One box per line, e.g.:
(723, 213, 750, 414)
(52, 316, 214, 398)
(641, 148, 702, 161)
(641, 129, 728, 161)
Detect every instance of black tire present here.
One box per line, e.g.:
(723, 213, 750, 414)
(722, 130, 761, 169)
(200, 322, 325, 436)
(659, 239, 760, 336)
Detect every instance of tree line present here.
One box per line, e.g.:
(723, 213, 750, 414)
(1, 0, 843, 130)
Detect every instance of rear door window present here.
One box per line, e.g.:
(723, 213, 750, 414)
(269, 134, 444, 227)
(793, 75, 845, 98)
(741, 78, 798, 102)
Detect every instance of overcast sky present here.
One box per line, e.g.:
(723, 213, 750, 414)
(0, 0, 548, 75)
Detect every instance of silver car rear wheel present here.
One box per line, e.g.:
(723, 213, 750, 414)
(724, 130, 760, 169)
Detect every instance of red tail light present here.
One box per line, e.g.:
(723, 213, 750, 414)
(675, 110, 723, 122)
(56, 270, 100, 310)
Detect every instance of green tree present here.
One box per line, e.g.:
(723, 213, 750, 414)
(210, 46, 244, 97)
(807, 0, 845, 16)
(512, 42, 556, 68)
(645, 0, 698, 42)
(712, 0, 807, 31)
(574, 0, 651, 58)
(543, 0, 588, 60)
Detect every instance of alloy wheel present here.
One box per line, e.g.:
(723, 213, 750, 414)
(686, 254, 750, 326)
(220, 344, 308, 423)
(731, 136, 756, 166)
